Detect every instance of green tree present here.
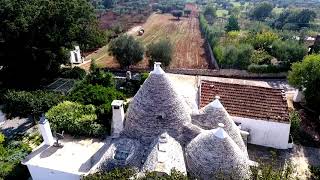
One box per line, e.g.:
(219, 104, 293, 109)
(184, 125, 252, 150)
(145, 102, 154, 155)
(250, 2, 273, 21)
(172, 10, 184, 20)
(0, 0, 106, 86)
(147, 39, 173, 67)
(2, 90, 65, 120)
(250, 31, 279, 50)
(108, 35, 144, 68)
(288, 54, 320, 110)
(184, 9, 192, 17)
(271, 40, 307, 65)
(204, 5, 217, 18)
(274, 9, 317, 30)
(225, 15, 240, 32)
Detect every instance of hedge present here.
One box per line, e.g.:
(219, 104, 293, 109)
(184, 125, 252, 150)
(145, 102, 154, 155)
(60, 67, 87, 80)
(46, 101, 105, 137)
(247, 64, 287, 73)
(2, 90, 65, 119)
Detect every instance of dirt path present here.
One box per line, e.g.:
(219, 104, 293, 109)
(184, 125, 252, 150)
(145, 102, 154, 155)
(82, 3, 209, 70)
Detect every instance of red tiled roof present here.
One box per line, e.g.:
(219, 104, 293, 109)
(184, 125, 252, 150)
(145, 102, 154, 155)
(200, 80, 289, 123)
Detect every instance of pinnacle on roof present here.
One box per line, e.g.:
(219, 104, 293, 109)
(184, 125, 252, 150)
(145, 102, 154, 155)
(142, 132, 186, 175)
(197, 96, 248, 156)
(185, 124, 250, 179)
(123, 62, 191, 142)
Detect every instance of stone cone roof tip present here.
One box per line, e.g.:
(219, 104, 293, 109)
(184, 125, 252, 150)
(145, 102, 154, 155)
(214, 123, 228, 139)
(196, 96, 249, 157)
(123, 62, 191, 142)
(186, 126, 250, 179)
(151, 62, 165, 75)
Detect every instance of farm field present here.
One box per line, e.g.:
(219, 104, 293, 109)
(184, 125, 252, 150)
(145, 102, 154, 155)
(84, 3, 210, 70)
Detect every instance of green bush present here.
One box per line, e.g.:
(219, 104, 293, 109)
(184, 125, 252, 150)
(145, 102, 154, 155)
(0, 133, 31, 180)
(2, 90, 65, 119)
(82, 167, 136, 180)
(68, 84, 124, 127)
(46, 101, 105, 137)
(310, 166, 320, 180)
(271, 40, 308, 66)
(250, 50, 273, 65)
(247, 64, 287, 73)
(289, 110, 301, 140)
(60, 67, 87, 80)
(86, 70, 115, 88)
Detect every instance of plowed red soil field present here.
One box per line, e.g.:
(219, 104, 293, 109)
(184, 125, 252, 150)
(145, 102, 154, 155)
(83, 3, 209, 70)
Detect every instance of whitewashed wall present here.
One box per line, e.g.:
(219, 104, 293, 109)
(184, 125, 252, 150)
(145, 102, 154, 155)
(233, 116, 291, 149)
(0, 110, 6, 124)
(26, 165, 80, 180)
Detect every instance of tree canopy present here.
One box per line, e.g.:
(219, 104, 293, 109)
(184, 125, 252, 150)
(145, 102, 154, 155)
(0, 0, 106, 86)
(273, 9, 317, 30)
(288, 54, 320, 110)
(172, 10, 184, 20)
(225, 15, 240, 32)
(147, 39, 173, 67)
(250, 2, 273, 21)
(108, 35, 144, 68)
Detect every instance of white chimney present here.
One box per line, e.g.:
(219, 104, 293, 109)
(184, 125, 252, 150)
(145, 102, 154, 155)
(152, 62, 165, 74)
(39, 115, 54, 146)
(111, 100, 125, 136)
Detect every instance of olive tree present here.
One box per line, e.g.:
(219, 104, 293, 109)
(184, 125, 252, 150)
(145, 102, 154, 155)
(146, 39, 173, 67)
(108, 35, 144, 68)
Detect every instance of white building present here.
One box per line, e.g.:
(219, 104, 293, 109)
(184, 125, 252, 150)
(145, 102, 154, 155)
(70, 46, 83, 64)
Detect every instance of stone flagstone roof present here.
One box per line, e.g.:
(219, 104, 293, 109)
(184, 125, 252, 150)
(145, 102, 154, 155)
(186, 124, 250, 179)
(123, 64, 192, 142)
(192, 96, 248, 156)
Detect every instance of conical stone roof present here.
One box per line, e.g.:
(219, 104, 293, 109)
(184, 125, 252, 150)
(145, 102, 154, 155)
(192, 96, 248, 156)
(186, 124, 250, 179)
(123, 63, 192, 142)
(142, 132, 186, 175)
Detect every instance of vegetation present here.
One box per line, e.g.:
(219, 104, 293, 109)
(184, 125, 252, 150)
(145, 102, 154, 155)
(82, 168, 187, 180)
(225, 15, 240, 32)
(68, 84, 124, 126)
(46, 101, 105, 137)
(273, 9, 317, 30)
(109, 35, 144, 68)
(288, 54, 320, 110)
(0, 0, 106, 86)
(0, 133, 31, 180)
(250, 2, 273, 21)
(310, 165, 320, 180)
(60, 67, 87, 80)
(2, 90, 65, 120)
(172, 10, 184, 20)
(86, 70, 115, 88)
(147, 39, 173, 67)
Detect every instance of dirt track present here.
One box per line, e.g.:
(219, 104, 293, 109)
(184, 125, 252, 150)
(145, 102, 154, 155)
(83, 3, 209, 70)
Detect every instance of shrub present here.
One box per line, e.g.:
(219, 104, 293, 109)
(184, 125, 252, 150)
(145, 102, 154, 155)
(289, 110, 301, 141)
(270, 40, 308, 66)
(251, 31, 279, 50)
(60, 67, 87, 80)
(82, 167, 136, 180)
(2, 90, 65, 119)
(46, 101, 105, 137)
(147, 39, 173, 67)
(0, 134, 31, 180)
(247, 64, 286, 73)
(86, 70, 115, 88)
(310, 166, 320, 180)
(68, 84, 124, 127)
(250, 50, 273, 65)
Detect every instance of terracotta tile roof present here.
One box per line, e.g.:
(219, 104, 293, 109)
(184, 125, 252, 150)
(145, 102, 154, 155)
(200, 80, 289, 123)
